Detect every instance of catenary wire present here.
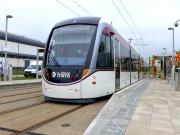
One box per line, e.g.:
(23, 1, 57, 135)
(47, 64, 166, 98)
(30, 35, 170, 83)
(71, 0, 93, 16)
(116, 0, 149, 55)
(117, 0, 143, 39)
(56, 0, 80, 16)
(110, 0, 138, 38)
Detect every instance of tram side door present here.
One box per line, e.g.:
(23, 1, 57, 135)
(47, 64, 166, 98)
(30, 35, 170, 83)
(114, 39, 120, 91)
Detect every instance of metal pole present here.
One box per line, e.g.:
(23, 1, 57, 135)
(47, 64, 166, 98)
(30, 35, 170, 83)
(172, 29, 175, 66)
(168, 27, 175, 88)
(129, 38, 133, 85)
(149, 57, 150, 77)
(17, 42, 19, 75)
(4, 15, 12, 81)
(163, 48, 166, 79)
(36, 48, 39, 79)
(0, 61, 2, 81)
(4, 17, 8, 81)
(172, 29, 175, 88)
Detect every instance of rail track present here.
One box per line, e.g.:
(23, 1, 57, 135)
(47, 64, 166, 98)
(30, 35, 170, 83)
(0, 83, 108, 135)
(0, 83, 44, 115)
(0, 82, 40, 88)
(0, 93, 42, 105)
(0, 96, 45, 115)
(0, 101, 46, 115)
(0, 85, 41, 92)
(13, 105, 84, 135)
(0, 90, 41, 98)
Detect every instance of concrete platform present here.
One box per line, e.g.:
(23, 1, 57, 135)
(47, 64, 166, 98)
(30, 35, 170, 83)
(0, 79, 41, 86)
(84, 78, 180, 135)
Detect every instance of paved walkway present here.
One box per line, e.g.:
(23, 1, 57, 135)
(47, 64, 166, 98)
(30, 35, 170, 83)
(84, 78, 180, 135)
(125, 79, 180, 135)
(84, 79, 150, 135)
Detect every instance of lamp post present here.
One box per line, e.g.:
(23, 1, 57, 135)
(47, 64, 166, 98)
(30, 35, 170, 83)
(4, 15, 13, 81)
(168, 27, 175, 88)
(168, 28, 175, 65)
(174, 20, 180, 27)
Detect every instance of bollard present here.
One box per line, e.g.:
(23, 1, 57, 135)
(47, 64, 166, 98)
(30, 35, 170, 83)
(8, 64, 13, 81)
(175, 67, 180, 91)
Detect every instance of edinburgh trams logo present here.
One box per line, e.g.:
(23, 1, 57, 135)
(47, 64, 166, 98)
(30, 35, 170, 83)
(52, 72, 56, 78)
(51, 71, 70, 78)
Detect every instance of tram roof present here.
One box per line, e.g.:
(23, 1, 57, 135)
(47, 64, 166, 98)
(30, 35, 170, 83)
(54, 17, 101, 28)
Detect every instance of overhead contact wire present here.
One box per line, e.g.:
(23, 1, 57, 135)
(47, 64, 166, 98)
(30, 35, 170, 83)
(71, 0, 93, 16)
(111, 0, 138, 38)
(56, 0, 80, 16)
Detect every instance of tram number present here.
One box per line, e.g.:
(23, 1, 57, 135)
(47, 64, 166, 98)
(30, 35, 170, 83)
(52, 72, 70, 78)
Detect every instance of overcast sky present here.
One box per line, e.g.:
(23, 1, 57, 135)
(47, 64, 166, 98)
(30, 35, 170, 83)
(0, 0, 180, 58)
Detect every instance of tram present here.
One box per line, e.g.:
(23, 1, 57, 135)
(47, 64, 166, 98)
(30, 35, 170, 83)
(42, 17, 145, 103)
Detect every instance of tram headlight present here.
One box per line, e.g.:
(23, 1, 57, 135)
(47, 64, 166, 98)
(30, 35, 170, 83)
(82, 69, 89, 78)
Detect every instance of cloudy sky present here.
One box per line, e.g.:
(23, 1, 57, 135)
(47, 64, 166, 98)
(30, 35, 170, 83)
(0, 0, 180, 58)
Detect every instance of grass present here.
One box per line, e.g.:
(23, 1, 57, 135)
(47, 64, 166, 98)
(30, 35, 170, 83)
(12, 77, 38, 80)
(13, 70, 24, 75)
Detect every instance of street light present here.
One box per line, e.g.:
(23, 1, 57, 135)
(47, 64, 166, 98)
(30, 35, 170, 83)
(168, 27, 175, 88)
(174, 20, 180, 27)
(168, 27, 175, 65)
(4, 15, 13, 81)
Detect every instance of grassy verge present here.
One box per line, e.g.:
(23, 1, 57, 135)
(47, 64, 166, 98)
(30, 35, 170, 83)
(12, 77, 38, 80)
(13, 70, 24, 75)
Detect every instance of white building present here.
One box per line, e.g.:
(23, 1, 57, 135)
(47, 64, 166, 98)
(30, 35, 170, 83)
(0, 30, 45, 69)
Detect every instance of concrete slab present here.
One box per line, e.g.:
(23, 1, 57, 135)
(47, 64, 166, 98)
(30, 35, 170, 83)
(84, 78, 180, 135)
(124, 79, 180, 135)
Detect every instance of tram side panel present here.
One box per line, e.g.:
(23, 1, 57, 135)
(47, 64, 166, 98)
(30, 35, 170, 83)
(131, 53, 139, 83)
(81, 71, 115, 98)
(82, 31, 115, 98)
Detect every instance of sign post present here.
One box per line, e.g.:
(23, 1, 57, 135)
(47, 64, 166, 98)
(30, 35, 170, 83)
(36, 48, 44, 79)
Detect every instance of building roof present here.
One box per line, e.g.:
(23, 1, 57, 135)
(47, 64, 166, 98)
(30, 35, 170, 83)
(0, 51, 43, 60)
(0, 30, 45, 48)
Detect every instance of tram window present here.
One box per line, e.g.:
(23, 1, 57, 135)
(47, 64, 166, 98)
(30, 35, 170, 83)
(115, 39, 120, 60)
(46, 25, 97, 66)
(96, 34, 112, 68)
(120, 44, 130, 72)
